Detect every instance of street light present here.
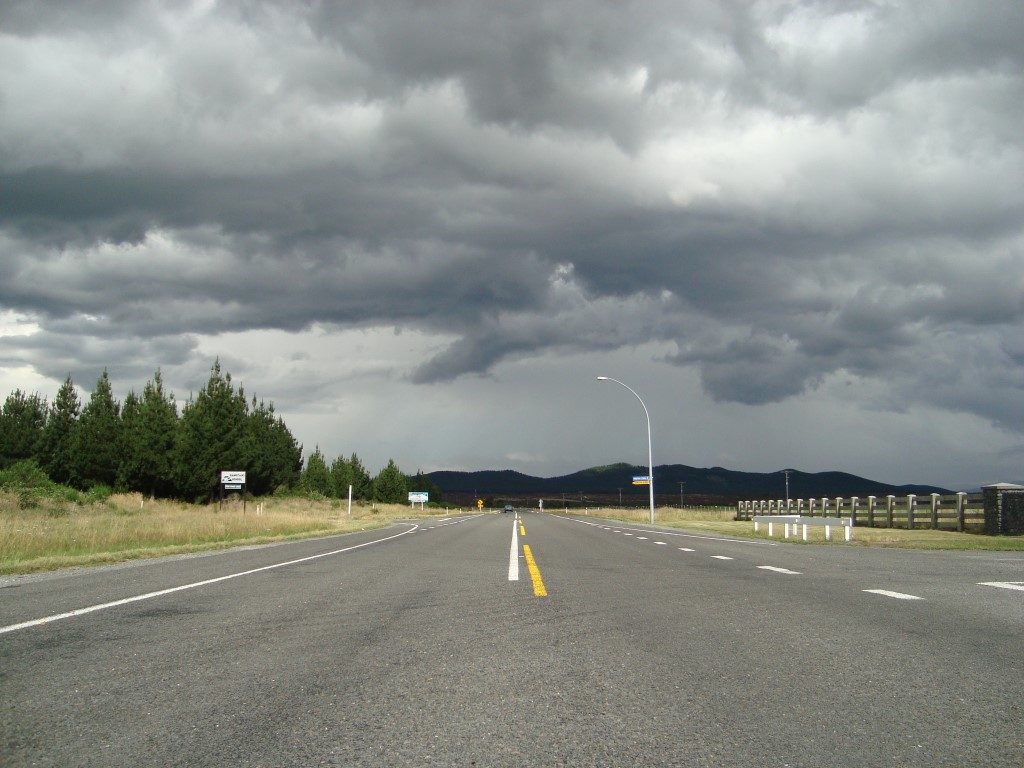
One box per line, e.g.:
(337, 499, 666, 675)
(597, 376, 655, 524)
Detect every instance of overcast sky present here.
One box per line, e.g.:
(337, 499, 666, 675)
(2, 1, 1023, 489)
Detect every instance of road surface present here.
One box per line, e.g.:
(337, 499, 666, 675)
(2, 512, 1022, 766)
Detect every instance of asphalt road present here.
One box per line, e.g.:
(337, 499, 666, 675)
(2, 511, 1022, 767)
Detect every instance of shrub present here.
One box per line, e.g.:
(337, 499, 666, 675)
(85, 484, 113, 504)
(0, 459, 53, 491)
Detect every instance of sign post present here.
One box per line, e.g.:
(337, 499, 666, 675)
(220, 471, 247, 513)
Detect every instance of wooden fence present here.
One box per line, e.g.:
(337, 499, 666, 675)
(735, 492, 984, 532)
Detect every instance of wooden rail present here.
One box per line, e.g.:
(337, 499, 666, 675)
(735, 493, 984, 532)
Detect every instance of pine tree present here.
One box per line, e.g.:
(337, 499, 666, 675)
(240, 398, 302, 496)
(0, 389, 47, 469)
(137, 370, 179, 497)
(72, 370, 122, 488)
(38, 375, 80, 485)
(116, 390, 142, 491)
(330, 455, 352, 498)
(300, 446, 333, 497)
(348, 452, 372, 500)
(373, 458, 408, 504)
(174, 360, 248, 501)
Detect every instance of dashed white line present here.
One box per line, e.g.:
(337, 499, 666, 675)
(623, 533, 633, 536)
(978, 581, 1024, 592)
(757, 566, 801, 575)
(654, 541, 667, 545)
(863, 589, 923, 601)
(711, 555, 734, 561)
(678, 547, 695, 552)
(636, 536, 648, 540)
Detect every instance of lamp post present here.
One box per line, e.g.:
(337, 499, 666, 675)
(597, 376, 655, 524)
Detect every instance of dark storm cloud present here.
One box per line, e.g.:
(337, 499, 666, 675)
(2, 0, 1024, 434)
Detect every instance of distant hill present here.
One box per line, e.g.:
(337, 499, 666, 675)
(427, 463, 950, 504)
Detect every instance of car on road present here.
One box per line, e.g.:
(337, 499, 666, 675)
(503, 504, 514, 513)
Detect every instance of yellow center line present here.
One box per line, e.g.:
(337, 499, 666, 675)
(522, 544, 548, 597)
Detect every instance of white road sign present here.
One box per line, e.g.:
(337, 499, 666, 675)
(221, 471, 246, 484)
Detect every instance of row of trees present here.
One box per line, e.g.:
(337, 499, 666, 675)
(298, 450, 442, 504)
(0, 361, 441, 504)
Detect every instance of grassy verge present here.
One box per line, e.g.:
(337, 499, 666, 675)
(0, 492, 467, 575)
(566, 506, 1024, 551)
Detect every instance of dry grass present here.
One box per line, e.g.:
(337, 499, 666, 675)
(563, 506, 1024, 550)
(0, 492, 466, 575)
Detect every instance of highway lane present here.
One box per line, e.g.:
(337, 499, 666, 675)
(2, 511, 1022, 766)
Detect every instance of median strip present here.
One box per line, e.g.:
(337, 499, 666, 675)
(522, 544, 548, 597)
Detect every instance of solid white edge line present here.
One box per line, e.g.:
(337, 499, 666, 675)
(508, 519, 520, 581)
(863, 589, 923, 600)
(0, 524, 421, 636)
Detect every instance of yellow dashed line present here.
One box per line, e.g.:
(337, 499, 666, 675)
(519, 524, 526, 536)
(522, 544, 547, 597)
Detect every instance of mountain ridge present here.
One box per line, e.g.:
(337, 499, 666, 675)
(426, 463, 951, 502)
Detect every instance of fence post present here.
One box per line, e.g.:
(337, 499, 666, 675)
(867, 495, 876, 528)
(930, 493, 940, 529)
(849, 496, 859, 526)
(808, 497, 816, 516)
(797, 498, 804, 515)
(821, 497, 829, 516)
(906, 494, 916, 529)
(956, 492, 966, 532)
(886, 495, 895, 527)
(835, 498, 843, 521)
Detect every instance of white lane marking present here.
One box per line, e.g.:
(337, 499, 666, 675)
(558, 516, 777, 546)
(678, 547, 695, 552)
(711, 555, 734, 560)
(0, 524, 421, 636)
(978, 581, 1024, 592)
(636, 536, 648, 540)
(654, 541, 667, 546)
(863, 589, 923, 601)
(612, 530, 621, 533)
(508, 519, 520, 581)
(623, 533, 633, 536)
(757, 566, 801, 575)
(436, 517, 451, 522)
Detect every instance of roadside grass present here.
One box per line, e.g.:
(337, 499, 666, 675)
(566, 506, 1024, 551)
(0, 492, 465, 575)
